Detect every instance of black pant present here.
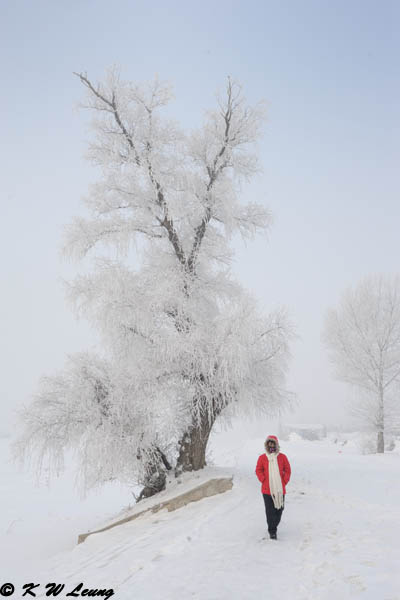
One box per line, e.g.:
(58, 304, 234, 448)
(263, 493, 284, 534)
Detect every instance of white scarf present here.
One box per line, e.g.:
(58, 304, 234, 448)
(266, 452, 284, 509)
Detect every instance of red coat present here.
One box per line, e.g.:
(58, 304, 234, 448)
(255, 453, 291, 495)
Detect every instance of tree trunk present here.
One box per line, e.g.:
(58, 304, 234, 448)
(376, 386, 385, 454)
(137, 446, 172, 502)
(376, 430, 384, 453)
(176, 412, 215, 474)
(137, 470, 166, 502)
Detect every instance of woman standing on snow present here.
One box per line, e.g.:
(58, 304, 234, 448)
(255, 435, 291, 539)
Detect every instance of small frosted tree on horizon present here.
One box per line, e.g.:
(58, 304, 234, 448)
(15, 68, 293, 498)
(323, 274, 400, 453)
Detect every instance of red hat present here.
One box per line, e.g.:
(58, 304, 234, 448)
(264, 435, 280, 452)
(267, 435, 279, 443)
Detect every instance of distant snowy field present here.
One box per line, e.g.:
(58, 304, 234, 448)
(1, 423, 399, 600)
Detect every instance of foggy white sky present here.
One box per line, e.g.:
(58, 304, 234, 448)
(1, 0, 399, 432)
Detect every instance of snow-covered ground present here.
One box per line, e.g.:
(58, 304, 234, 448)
(1, 425, 399, 600)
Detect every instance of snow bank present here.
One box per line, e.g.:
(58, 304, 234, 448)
(78, 471, 233, 544)
(1, 426, 400, 599)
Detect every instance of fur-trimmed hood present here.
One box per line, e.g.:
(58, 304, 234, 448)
(264, 435, 280, 454)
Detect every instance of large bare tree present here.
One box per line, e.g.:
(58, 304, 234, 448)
(323, 274, 400, 452)
(15, 68, 293, 498)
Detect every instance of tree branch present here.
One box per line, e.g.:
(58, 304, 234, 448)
(74, 71, 141, 167)
(75, 71, 187, 266)
(187, 78, 235, 274)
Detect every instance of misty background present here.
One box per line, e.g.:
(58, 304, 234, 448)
(1, 0, 399, 434)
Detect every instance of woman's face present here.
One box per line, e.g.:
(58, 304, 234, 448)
(267, 440, 276, 452)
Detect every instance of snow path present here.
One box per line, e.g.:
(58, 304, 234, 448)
(2, 434, 400, 599)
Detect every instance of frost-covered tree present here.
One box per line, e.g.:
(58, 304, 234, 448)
(323, 274, 400, 453)
(15, 68, 293, 497)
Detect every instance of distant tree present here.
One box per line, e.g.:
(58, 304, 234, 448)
(14, 68, 293, 497)
(323, 274, 400, 453)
